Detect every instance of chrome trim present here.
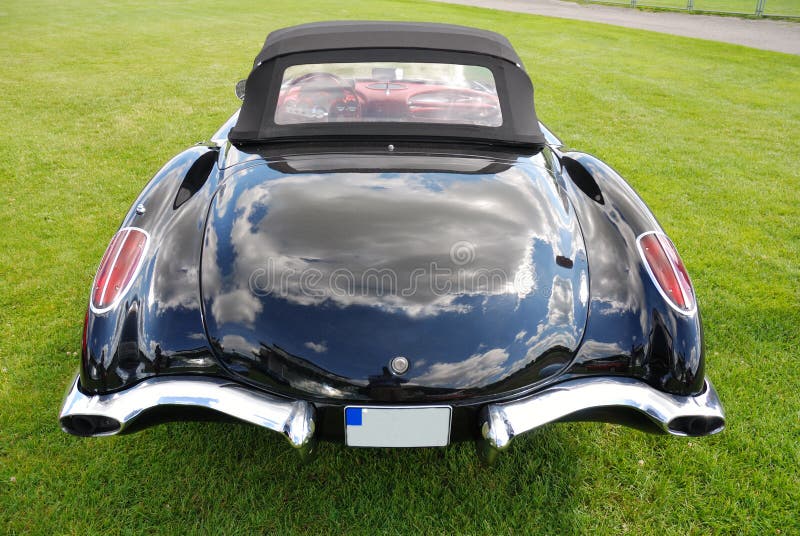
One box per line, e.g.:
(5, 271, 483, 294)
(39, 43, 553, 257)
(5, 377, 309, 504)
(210, 110, 240, 146)
(635, 231, 698, 316)
(59, 375, 316, 458)
(478, 377, 724, 461)
(390, 356, 409, 375)
(537, 120, 562, 147)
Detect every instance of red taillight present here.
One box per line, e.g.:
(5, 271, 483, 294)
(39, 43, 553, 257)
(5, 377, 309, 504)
(90, 227, 149, 313)
(637, 232, 696, 313)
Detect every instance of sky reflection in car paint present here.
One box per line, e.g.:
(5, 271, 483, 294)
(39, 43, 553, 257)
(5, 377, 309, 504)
(200, 155, 590, 398)
(78, 144, 704, 399)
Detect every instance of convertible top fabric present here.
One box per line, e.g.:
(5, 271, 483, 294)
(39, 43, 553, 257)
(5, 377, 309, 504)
(254, 21, 525, 69)
(230, 22, 545, 148)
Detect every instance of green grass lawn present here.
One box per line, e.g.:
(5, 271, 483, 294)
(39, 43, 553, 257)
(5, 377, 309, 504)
(1, 0, 799, 533)
(761, 0, 800, 15)
(691, 0, 800, 15)
(584, 0, 800, 16)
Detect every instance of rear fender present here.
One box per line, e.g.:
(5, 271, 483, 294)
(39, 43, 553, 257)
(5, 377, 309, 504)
(81, 146, 223, 393)
(558, 151, 704, 396)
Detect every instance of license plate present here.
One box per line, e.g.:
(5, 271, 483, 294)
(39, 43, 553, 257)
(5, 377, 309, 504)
(344, 406, 452, 447)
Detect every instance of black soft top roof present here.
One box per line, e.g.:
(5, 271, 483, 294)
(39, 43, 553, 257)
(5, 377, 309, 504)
(230, 22, 545, 148)
(254, 21, 525, 68)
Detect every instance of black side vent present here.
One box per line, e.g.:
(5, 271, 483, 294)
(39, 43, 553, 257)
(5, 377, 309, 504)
(561, 156, 604, 204)
(174, 150, 218, 209)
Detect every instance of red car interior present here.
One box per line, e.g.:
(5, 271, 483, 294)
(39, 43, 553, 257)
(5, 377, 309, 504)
(275, 71, 501, 125)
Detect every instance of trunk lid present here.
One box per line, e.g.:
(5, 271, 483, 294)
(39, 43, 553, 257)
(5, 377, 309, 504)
(201, 152, 588, 401)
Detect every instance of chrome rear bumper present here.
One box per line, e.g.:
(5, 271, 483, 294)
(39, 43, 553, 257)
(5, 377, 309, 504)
(59, 375, 316, 459)
(60, 374, 723, 462)
(477, 376, 724, 463)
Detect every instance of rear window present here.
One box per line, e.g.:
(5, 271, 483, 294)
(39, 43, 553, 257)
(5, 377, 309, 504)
(275, 62, 502, 127)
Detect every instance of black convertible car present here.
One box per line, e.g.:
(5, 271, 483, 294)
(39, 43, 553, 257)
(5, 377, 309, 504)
(59, 21, 725, 462)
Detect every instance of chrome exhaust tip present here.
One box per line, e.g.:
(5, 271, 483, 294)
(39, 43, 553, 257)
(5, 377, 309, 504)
(667, 415, 726, 436)
(60, 414, 121, 436)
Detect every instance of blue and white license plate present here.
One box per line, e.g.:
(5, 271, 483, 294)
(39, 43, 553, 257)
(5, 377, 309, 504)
(344, 406, 452, 447)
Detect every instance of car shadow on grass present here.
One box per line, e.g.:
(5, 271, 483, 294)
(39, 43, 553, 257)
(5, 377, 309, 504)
(118, 420, 586, 533)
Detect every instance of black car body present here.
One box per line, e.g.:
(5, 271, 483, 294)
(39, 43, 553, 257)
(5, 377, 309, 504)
(60, 22, 724, 461)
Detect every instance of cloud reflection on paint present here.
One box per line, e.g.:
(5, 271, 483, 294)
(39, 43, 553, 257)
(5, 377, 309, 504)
(200, 154, 591, 395)
(203, 164, 577, 320)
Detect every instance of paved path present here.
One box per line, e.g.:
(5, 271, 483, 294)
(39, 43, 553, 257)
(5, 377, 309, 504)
(434, 0, 800, 55)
